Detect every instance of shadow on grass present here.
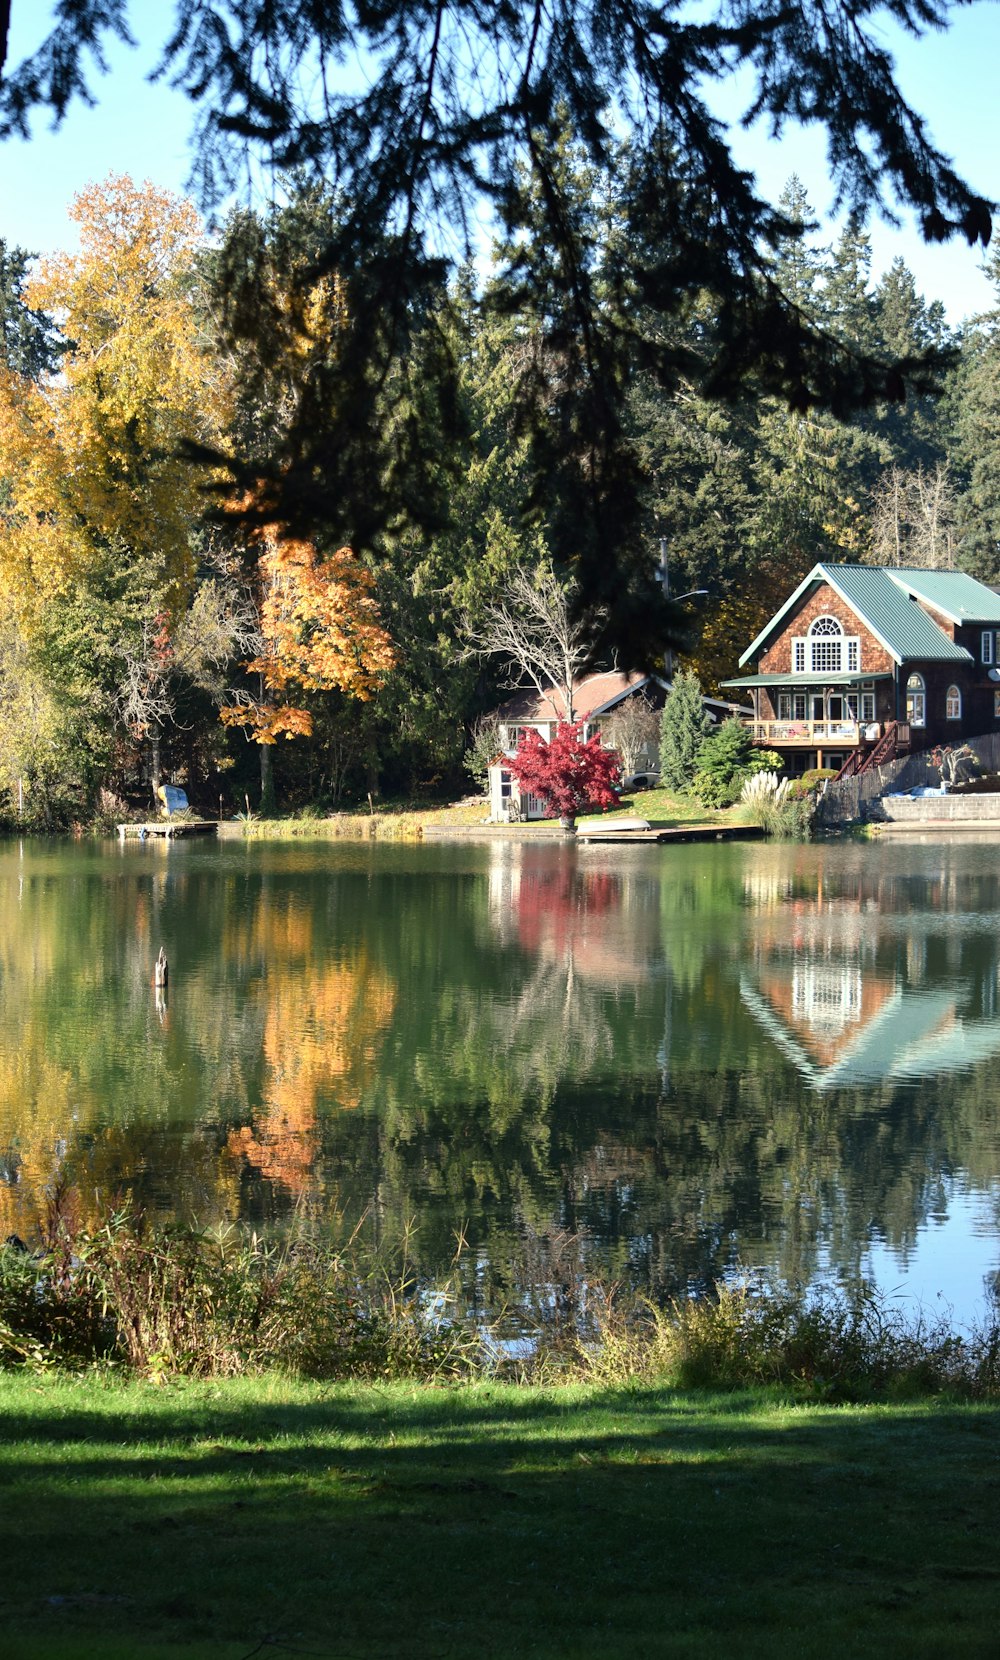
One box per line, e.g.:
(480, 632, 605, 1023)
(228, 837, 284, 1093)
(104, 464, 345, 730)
(2, 1380, 999, 1658)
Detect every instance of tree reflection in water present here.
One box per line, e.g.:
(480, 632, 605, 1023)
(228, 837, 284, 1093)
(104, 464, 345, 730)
(1, 839, 1000, 1319)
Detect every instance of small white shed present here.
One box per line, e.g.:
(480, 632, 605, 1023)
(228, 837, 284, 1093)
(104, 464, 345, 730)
(487, 755, 550, 822)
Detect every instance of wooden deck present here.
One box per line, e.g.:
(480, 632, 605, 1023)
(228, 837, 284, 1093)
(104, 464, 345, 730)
(576, 824, 764, 845)
(117, 819, 219, 840)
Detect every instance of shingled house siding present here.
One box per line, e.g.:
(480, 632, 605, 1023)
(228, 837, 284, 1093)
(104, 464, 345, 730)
(758, 584, 894, 677)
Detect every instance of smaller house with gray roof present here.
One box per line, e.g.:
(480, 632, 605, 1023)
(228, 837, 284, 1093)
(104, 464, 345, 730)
(487, 670, 745, 821)
(721, 564, 1000, 776)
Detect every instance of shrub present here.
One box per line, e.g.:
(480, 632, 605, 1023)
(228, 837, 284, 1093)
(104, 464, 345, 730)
(0, 1211, 479, 1382)
(463, 713, 503, 794)
(691, 720, 780, 807)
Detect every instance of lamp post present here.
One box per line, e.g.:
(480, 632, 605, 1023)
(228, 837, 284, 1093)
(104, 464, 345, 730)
(659, 540, 707, 678)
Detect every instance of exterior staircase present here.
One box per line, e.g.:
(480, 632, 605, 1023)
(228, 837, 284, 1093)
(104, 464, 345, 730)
(834, 720, 909, 782)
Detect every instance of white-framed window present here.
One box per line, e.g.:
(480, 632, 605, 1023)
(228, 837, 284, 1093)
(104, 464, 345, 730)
(906, 672, 926, 727)
(499, 769, 513, 799)
(946, 684, 962, 720)
(791, 615, 861, 675)
(809, 615, 844, 674)
(983, 631, 995, 666)
(861, 692, 876, 722)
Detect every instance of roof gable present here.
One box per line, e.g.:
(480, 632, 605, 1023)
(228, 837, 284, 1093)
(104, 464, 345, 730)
(884, 569, 1000, 625)
(739, 564, 973, 667)
(496, 670, 660, 725)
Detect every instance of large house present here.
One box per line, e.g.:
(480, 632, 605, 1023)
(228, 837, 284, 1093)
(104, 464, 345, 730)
(487, 670, 745, 821)
(721, 564, 1000, 776)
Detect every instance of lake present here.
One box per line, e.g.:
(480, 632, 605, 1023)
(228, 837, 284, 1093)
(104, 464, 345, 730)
(2, 833, 999, 1324)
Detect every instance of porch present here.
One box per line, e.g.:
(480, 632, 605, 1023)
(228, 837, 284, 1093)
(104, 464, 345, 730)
(746, 718, 871, 748)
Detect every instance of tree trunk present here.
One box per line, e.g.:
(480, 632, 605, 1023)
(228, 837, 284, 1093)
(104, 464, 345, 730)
(150, 731, 162, 797)
(259, 742, 276, 815)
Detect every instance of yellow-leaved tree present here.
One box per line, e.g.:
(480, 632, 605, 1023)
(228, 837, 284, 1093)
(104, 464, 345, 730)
(0, 175, 220, 811)
(220, 524, 395, 809)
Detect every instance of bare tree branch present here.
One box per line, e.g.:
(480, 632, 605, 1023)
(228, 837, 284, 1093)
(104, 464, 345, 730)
(464, 567, 604, 724)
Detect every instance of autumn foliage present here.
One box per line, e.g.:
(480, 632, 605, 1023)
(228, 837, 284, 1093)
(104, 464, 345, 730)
(220, 529, 395, 743)
(511, 722, 621, 826)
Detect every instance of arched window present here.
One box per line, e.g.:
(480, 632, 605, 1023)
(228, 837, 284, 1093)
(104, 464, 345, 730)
(906, 672, 926, 728)
(945, 684, 962, 721)
(792, 613, 860, 675)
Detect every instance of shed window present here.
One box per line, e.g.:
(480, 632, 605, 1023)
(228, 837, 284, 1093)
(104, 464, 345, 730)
(946, 685, 962, 720)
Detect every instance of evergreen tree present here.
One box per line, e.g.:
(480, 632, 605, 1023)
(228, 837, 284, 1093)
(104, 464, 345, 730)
(660, 670, 712, 792)
(4, 3, 990, 659)
(951, 238, 1000, 579)
(0, 241, 62, 378)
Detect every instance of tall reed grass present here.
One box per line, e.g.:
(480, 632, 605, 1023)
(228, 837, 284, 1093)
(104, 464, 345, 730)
(3, 1209, 998, 1398)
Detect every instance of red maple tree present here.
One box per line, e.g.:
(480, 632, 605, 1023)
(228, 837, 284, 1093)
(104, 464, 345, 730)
(511, 721, 621, 830)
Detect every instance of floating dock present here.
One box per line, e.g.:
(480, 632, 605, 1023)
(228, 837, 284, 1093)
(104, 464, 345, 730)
(575, 824, 765, 845)
(117, 820, 219, 841)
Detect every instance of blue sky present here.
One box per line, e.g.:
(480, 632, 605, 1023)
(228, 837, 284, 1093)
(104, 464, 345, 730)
(2, 0, 999, 321)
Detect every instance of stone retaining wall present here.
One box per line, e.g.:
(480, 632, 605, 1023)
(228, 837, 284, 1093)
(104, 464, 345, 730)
(879, 793, 1000, 822)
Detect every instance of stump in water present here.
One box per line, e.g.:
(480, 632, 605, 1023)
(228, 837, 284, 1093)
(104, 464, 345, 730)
(154, 947, 168, 988)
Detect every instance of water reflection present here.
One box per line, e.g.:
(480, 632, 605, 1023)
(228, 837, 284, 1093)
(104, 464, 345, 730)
(740, 858, 1000, 1089)
(0, 836, 999, 1318)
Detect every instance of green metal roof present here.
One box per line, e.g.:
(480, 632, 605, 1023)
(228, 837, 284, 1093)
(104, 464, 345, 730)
(886, 569, 1000, 624)
(721, 671, 894, 689)
(739, 564, 976, 668)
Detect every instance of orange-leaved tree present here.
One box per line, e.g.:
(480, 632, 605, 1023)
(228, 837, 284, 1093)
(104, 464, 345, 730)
(220, 525, 395, 807)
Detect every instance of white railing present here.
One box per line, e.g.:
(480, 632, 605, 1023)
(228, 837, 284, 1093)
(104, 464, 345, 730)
(746, 720, 870, 746)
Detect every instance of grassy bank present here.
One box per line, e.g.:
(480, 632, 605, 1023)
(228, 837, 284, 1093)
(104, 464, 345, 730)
(1, 1371, 998, 1659)
(231, 787, 747, 840)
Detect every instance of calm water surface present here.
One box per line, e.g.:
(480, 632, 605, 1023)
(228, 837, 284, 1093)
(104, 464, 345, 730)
(2, 833, 999, 1321)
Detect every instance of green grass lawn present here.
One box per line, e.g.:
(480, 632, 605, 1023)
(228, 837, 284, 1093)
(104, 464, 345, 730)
(240, 787, 743, 839)
(2, 1373, 998, 1659)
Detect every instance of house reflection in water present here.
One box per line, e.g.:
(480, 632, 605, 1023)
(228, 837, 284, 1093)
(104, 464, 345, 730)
(740, 865, 1000, 1091)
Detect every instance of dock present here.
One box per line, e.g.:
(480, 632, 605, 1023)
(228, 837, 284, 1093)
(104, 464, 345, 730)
(117, 820, 219, 841)
(575, 824, 765, 845)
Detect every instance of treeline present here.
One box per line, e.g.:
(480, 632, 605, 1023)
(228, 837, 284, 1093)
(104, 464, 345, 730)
(1, 163, 999, 826)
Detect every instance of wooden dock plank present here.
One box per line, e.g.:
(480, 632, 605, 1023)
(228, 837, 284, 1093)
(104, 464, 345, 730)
(117, 820, 219, 840)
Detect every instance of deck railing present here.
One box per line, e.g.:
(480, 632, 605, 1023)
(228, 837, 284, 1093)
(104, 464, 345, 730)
(746, 719, 873, 746)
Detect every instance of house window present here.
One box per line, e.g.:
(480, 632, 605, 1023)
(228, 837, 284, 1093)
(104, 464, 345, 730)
(803, 615, 861, 675)
(777, 693, 791, 720)
(906, 672, 926, 727)
(792, 638, 806, 672)
(983, 631, 995, 666)
(793, 693, 807, 720)
(946, 685, 962, 720)
(861, 692, 876, 723)
(499, 770, 513, 799)
(809, 615, 843, 674)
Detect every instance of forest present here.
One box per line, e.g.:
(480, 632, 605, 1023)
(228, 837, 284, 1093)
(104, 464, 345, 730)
(2, 158, 1000, 828)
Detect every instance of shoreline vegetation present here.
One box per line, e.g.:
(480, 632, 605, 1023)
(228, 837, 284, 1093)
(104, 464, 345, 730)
(3, 1216, 998, 1399)
(3, 1214, 1000, 1655)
